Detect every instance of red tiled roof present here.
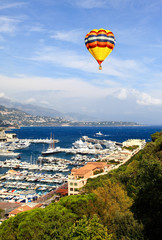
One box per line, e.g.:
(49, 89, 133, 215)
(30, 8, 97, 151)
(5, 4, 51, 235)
(9, 203, 42, 215)
(71, 162, 108, 175)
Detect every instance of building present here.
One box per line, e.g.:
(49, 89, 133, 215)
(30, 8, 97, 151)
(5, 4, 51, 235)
(0, 130, 7, 143)
(0, 130, 18, 143)
(5, 133, 18, 142)
(8, 203, 42, 217)
(68, 162, 110, 195)
(122, 139, 146, 149)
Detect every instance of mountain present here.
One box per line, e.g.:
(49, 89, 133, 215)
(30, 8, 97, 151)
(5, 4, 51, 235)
(0, 105, 69, 127)
(0, 97, 141, 126)
(0, 97, 93, 121)
(0, 97, 64, 118)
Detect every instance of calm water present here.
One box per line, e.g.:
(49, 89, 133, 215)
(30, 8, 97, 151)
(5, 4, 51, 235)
(1, 125, 162, 175)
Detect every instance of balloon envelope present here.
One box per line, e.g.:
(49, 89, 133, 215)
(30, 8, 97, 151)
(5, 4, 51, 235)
(85, 28, 116, 69)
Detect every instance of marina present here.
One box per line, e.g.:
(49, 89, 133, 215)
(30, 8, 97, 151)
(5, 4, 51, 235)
(0, 134, 120, 202)
(0, 125, 161, 203)
(0, 168, 68, 203)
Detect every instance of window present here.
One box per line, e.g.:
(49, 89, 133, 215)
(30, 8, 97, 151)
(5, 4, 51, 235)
(70, 183, 73, 186)
(70, 188, 73, 191)
(74, 183, 78, 186)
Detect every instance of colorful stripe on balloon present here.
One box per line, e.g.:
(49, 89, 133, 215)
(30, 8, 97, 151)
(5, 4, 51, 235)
(85, 29, 116, 50)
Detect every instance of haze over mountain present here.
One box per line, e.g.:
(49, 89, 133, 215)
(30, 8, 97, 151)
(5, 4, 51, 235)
(0, 96, 96, 122)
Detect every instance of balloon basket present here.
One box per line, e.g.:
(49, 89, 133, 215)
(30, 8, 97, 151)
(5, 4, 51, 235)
(99, 65, 102, 70)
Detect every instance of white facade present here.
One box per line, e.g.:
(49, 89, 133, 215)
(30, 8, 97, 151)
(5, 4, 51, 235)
(123, 139, 146, 149)
(68, 176, 87, 195)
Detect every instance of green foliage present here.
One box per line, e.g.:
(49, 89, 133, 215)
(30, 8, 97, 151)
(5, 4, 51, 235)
(113, 212, 144, 240)
(123, 145, 139, 151)
(93, 169, 103, 175)
(0, 208, 5, 218)
(16, 209, 46, 240)
(70, 215, 112, 240)
(57, 193, 96, 219)
(83, 173, 110, 192)
(132, 157, 162, 240)
(151, 131, 162, 142)
(0, 205, 76, 240)
(83, 131, 162, 239)
(90, 179, 134, 238)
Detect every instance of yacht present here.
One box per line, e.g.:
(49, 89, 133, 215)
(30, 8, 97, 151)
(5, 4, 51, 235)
(72, 139, 88, 149)
(96, 131, 103, 136)
(0, 150, 20, 157)
(41, 146, 61, 155)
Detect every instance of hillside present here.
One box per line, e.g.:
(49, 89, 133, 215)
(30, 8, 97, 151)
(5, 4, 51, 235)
(0, 104, 140, 127)
(0, 97, 64, 118)
(0, 105, 68, 127)
(0, 131, 161, 239)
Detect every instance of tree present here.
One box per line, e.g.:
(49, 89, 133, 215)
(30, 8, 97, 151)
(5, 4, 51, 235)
(0, 208, 5, 219)
(70, 215, 112, 240)
(92, 180, 133, 226)
(113, 212, 144, 240)
(132, 158, 162, 240)
(58, 193, 96, 219)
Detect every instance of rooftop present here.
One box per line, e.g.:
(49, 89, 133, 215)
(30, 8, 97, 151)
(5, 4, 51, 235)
(71, 162, 108, 176)
(9, 203, 42, 216)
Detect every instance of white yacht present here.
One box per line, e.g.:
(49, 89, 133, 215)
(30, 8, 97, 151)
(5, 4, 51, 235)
(41, 146, 61, 155)
(0, 150, 20, 157)
(96, 131, 103, 136)
(72, 139, 88, 149)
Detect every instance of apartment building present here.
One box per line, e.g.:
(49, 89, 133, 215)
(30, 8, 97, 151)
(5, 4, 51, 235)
(123, 139, 146, 149)
(68, 162, 110, 195)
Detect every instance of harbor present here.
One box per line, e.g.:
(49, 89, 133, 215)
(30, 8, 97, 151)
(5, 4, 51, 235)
(0, 134, 120, 203)
(0, 127, 147, 204)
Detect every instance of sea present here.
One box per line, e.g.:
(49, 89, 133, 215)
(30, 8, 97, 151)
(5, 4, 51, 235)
(1, 125, 162, 168)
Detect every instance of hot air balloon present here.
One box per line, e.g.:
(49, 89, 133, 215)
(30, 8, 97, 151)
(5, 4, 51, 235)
(85, 28, 116, 70)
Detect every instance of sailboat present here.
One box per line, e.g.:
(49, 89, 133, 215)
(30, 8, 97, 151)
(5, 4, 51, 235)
(41, 133, 60, 155)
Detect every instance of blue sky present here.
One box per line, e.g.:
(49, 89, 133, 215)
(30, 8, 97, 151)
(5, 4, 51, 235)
(0, 0, 162, 125)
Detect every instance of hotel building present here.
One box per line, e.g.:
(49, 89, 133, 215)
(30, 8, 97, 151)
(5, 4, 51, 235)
(68, 162, 111, 195)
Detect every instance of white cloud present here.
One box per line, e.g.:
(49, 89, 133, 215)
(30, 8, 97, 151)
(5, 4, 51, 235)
(0, 74, 103, 99)
(51, 29, 84, 43)
(1, 73, 162, 124)
(0, 16, 20, 33)
(0, 92, 5, 98)
(114, 88, 162, 106)
(116, 88, 128, 100)
(31, 45, 146, 79)
(28, 24, 46, 33)
(135, 92, 162, 106)
(0, 2, 27, 10)
(1, 74, 162, 107)
(25, 98, 36, 104)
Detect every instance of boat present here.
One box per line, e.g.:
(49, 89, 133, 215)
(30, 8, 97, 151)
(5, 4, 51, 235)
(41, 133, 61, 155)
(96, 131, 103, 136)
(41, 146, 61, 155)
(72, 139, 89, 149)
(0, 150, 20, 157)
